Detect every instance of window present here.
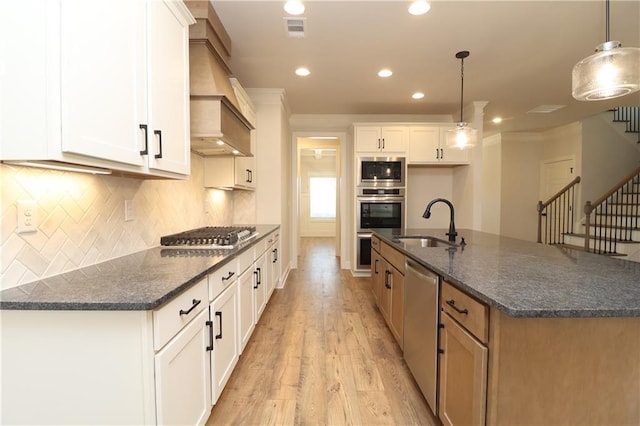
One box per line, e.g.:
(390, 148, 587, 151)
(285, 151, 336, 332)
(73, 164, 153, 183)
(309, 176, 336, 219)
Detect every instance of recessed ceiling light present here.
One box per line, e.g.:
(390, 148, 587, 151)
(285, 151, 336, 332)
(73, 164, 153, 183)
(232, 149, 240, 155)
(378, 69, 393, 78)
(284, 0, 304, 15)
(412, 92, 425, 99)
(216, 140, 224, 146)
(295, 67, 311, 76)
(408, 1, 431, 16)
(492, 117, 503, 124)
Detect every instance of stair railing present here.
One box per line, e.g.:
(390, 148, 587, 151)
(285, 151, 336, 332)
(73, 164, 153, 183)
(584, 166, 640, 254)
(537, 176, 581, 245)
(612, 107, 640, 142)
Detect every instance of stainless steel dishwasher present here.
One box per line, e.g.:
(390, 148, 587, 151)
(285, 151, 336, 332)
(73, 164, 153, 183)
(404, 258, 440, 414)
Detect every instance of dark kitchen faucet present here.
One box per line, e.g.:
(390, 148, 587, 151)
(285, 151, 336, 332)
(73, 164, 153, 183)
(423, 198, 457, 243)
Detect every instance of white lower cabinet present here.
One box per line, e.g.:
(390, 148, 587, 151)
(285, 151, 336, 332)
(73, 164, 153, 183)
(267, 231, 281, 295)
(254, 253, 267, 322)
(154, 308, 212, 426)
(0, 232, 279, 425)
(209, 281, 239, 404)
(238, 265, 257, 353)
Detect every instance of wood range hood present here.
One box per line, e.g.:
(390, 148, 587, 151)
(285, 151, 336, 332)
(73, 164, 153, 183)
(186, 0, 253, 156)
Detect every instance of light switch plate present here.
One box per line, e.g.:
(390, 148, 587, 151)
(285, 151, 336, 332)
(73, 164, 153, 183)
(124, 200, 135, 222)
(17, 200, 38, 233)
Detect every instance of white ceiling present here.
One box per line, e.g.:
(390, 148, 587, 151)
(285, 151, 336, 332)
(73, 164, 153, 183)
(211, 0, 640, 136)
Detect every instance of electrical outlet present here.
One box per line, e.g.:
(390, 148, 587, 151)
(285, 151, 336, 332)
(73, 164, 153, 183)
(17, 200, 38, 233)
(124, 200, 135, 222)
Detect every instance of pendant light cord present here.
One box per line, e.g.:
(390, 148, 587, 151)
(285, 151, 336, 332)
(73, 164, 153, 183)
(459, 56, 464, 123)
(605, 0, 610, 42)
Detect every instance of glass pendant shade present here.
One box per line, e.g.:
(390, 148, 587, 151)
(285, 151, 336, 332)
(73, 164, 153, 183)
(445, 123, 477, 149)
(572, 42, 640, 101)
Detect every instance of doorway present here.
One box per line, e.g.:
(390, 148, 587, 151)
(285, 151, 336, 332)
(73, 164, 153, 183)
(294, 136, 343, 269)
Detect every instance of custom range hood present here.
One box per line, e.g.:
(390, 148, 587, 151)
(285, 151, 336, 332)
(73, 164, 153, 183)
(186, 1, 253, 156)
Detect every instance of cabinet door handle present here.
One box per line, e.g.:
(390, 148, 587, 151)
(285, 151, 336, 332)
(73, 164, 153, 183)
(385, 270, 392, 289)
(257, 267, 262, 285)
(382, 138, 385, 149)
(139, 124, 148, 155)
(215, 311, 223, 339)
(446, 299, 469, 315)
(179, 298, 201, 315)
(206, 320, 214, 351)
(272, 248, 278, 263)
(253, 270, 259, 289)
(246, 169, 251, 183)
(436, 148, 440, 159)
(374, 258, 379, 274)
(221, 271, 235, 281)
(154, 130, 163, 159)
(440, 148, 444, 159)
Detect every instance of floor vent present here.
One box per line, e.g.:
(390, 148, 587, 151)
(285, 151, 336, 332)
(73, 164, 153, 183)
(284, 17, 306, 38)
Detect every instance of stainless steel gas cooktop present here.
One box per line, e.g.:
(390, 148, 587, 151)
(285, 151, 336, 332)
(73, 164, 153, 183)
(160, 226, 258, 249)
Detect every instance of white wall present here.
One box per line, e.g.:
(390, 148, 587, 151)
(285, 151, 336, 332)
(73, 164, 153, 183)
(499, 132, 543, 242)
(406, 167, 454, 229)
(581, 112, 640, 204)
(248, 89, 292, 283)
(481, 133, 502, 235)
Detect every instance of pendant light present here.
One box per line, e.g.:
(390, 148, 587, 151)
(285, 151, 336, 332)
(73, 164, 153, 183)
(572, 0, 640, 101)
(446, 51, 477, 150)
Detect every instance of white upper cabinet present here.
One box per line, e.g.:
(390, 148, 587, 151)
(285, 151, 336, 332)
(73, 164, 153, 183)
(355, 126, 407, 153)
(0, 0, 194, 178)
(407, 126, 470, 165)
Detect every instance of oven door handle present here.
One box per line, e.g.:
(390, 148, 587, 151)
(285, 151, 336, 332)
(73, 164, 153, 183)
(356, 197, 405, 202)
(357, 233, 373, 239)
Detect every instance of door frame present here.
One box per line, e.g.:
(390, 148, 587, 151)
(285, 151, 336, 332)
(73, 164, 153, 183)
(291, 132, 347, 270)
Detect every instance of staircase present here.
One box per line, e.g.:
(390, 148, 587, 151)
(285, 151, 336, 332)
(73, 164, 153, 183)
(562, 167, 640, 261)
(612, 106, 640, 143)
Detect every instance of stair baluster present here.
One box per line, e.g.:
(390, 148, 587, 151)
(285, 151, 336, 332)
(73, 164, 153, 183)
(537, 176, 581, 245)
(584, 166, 640, 255)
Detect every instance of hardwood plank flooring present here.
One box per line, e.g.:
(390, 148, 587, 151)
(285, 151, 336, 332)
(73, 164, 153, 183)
(206, 237, 437, 425)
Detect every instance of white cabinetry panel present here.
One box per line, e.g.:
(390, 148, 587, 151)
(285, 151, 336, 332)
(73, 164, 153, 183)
(155, 308, 212, 426)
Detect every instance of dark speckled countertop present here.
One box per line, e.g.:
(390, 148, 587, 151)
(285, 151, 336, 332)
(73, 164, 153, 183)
(0, 225, 279, 311)
(374, 228, 640, 318)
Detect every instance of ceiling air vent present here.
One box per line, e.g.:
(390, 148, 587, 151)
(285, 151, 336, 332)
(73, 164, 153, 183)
(527, 105, 567, 114)
(283, 17, 306, 38)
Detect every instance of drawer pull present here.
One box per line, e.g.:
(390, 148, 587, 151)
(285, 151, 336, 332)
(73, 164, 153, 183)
(206, 320, 214, 351)
(179, 298, 201, 316)
(446, 299, 468, 315)
(215, 311, 223, 339)
(221, 271, 235, 281)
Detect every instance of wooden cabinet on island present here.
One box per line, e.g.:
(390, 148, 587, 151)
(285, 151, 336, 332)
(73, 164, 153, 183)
(371, 239, 405, 349)
(438, 281, 488, 426)
(371, 228, 640, 425)
(0, 0, 195, 178)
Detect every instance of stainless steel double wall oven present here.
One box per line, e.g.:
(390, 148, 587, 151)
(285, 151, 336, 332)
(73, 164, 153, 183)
(356, 157, 406, 270)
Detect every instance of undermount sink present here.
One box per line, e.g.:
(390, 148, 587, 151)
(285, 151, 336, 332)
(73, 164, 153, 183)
(393, 236, 458, 248)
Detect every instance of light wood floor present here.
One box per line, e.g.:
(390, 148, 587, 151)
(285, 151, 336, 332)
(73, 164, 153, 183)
(206, 237, 437, 425)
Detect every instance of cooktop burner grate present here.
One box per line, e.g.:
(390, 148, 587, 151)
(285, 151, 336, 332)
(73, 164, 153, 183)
(160, 226, 258, 249)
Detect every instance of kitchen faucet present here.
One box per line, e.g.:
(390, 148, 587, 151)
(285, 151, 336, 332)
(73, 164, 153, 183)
(423, 198, 457, 243)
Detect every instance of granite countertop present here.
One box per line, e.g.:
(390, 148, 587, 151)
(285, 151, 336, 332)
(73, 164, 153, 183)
(0, 225, 279, 311)
(373, 228, 640, 318)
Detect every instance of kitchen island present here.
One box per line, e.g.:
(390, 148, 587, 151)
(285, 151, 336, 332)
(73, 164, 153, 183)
(373, 228, 640, 425)
(0, 225, 280, 425)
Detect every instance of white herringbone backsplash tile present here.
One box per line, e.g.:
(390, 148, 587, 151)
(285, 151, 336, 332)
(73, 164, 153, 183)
(0, 154, 254, 290)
